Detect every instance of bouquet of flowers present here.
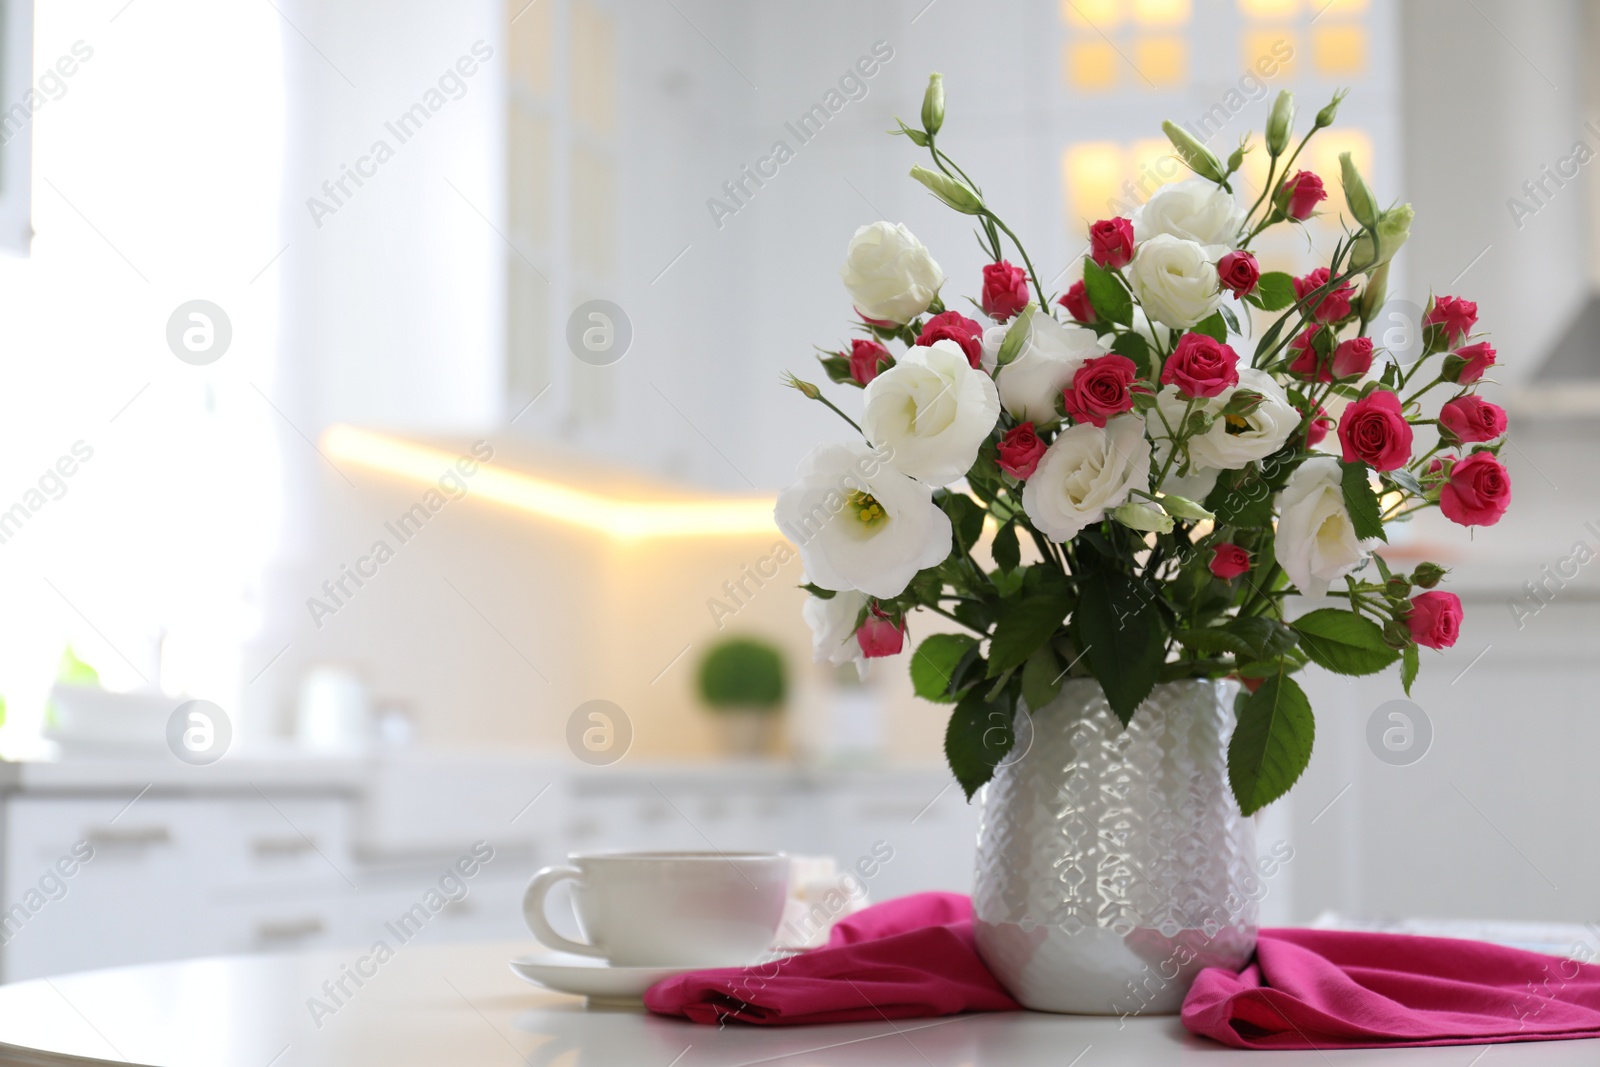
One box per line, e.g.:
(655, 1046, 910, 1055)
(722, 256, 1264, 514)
(776, 75, 1510, 815)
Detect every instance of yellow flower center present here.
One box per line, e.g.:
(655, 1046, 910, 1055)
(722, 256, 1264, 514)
(848, 490, 888, 529)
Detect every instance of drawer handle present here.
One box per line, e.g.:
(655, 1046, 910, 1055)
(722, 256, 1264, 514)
(251, 836, 316, 858)
(255, 917, 325, 943)
(85, 826, 171, 847)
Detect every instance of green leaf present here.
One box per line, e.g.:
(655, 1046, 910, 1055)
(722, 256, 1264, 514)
(1253, 271, 1296, 311)
(911, 633, 980, 703)
(1082, 260, 1132, 327)
(992, 521, 1021, 574)
(1219, 303, 1242, 336)
(800, 583, 836, 599)
(1401, 643, 1419, 695)
(987, 585, 1073, 677)
(941, 492, 986, 553)
(1386, 468, 1423, 496)
(1228, 671, 1315, 816)
(1020, 644, 1063, 711)
(818, 355, 856, 385)
(1292, 608, 1401, 676)
(1206, 468, 1275, 527)
(1110, 330, 1152, 379)
(944, 687, 1016, 800)
(1338, 460, 1387, 543)
(1227, 616, 1298, 660)
(995, 303, 1037, 366)
(1073, 569, 1165, 726)
(1193, 311, 1227, 343)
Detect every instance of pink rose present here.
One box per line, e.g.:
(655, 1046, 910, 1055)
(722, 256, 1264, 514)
(1216, 250, 1260, 297)
(856, 608, 906, 658)
(1161, 333, 1240, 399)
(1287, 330, 1370, 382)
(1426, 295, 1478, 346)
(1301, 400, 1333, 447)
(1279, 170, 1326, 220)
(1449, 341, 1497, 384)
(1439, 451, 1511, 527)
(1209, 543, 1251, 580)
(1337, 390, 1413, 471)
(981, 261, 1030, 322)
(1293, 267, 1355, 323)
(1061, 354, 1143, 428)
(917, 311, 985, 369)
(1438, 395, 1507, 444)
(1089, 217, 1135, 269)
(996, 422, 1046, 479)
(1059, 280, 1096, 324)
(1286, 327, 1325, 380)
(847, 339, 891, 386)
(1406, 591, 1463, 650)
(1331, 337, 1376, 380)
(856, 310, 899, 330)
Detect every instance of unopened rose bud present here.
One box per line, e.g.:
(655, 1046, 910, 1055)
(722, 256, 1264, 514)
(1339, 152, 1379, 229)
(1162, 120, 1226, 184)
(856, 609, 907, 658)
(1266, 90, 1294, 156)
(1314, 89, 1347, 130)
(1411, 561, 1448, 589)
(785, 373, 821, 400)
(920, 72, 945, 137)
(1381, 618, 1410, 650)
(1113, 501, 1174, 534)
(1385, 575, 1412, 599)
(909, 165, 983, 214)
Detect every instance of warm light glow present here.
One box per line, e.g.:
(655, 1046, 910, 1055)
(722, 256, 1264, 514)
(1133, 0, 1190, 27)
(1134, 35, 1187, 85)
(1241, 29, 1297, 78)
(1309, 129, 1374, 189)
(323, 426, 779, 541)
(1312, 23, 1367, 75)
(1063, 0, 1123, 30)
(1238, 0, 1298, 17)
(1063, 142, 1125, 226)
(1067, 39, 1120, 90)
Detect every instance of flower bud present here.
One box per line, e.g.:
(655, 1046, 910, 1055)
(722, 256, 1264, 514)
(920, 72, 945, 137)
(1385, 575, 1412, 599)
(784, 373, 821, 400)
(1225, 142, 1247, 176)
(1113, 501, 1174, 534)
(995, 302, 1037, 366)
(1266, 90, 1294, 156)
(891, 118, 929, 147)
(1350, 203, 1413, 273)
(909, 164, 983, 215)
(1358, 262, 1389, 321)
(1339, 152, 1379, 230)
(1161, 120, 1226, 184)
(1411, 561, 1448, 589)
(1158, 494, 1214, 522)
(1314, 89, 1347, 130)
(1381, 618, 1410, 650)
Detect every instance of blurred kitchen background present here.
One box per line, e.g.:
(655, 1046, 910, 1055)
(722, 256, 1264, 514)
(0, 0, 1593, 980)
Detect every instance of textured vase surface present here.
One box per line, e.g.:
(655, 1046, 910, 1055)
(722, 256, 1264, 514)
(973, 678, 1257, 1015)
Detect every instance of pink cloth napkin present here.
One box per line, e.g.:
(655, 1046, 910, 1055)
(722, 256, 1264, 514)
(642, 892, 1021, 1025)
(1183, 927, 1600, 1049)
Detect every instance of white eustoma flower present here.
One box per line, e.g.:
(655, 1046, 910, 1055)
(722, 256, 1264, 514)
(1275, 456, 1366, 598)
(1132, 177, 1246, 254)
(1127, 234, 1221, 329)
(863, 339, 1001, 486)
(775, 441, 952, 598)
(839, 221, 945, 326)
(995, 312, 1110, 424)
(1155, 368, 1297, 473)
(1022, 415, 1152, 542)
(802, 589, 869, 678)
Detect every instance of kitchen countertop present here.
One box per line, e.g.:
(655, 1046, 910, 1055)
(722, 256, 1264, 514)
(0, 940, 1595, 1066)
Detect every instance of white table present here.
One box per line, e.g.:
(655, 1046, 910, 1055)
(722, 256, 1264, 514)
(0, 940, 1596, 1065)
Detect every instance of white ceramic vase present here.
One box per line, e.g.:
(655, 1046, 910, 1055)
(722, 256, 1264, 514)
(972, 678, 1258, 1015)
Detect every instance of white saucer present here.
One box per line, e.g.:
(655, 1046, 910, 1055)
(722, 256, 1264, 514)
(508, 951, 690, 1006)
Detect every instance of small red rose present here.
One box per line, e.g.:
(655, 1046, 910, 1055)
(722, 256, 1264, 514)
(1161, 333, 1240, 399)
(1449, 341, 1497, 384)
(1209, 543, 1252, 580)
(1062, 354, 1143, 428)
(1059, 280, 1096, 324)
(856, 608, 907, 658)
(1089, 217, 1135, 269)
(847, 338, 891, 386)
(1293, 267, 1355, 323)
(1439, 451, 1511, 527)
(1337, 390, 1413, 471)
(917, 311, 985, 369)
(1280, 170, 1326, 220)
(1406, 591, 1463, 650)
(1426, 295, 1478, 346)
(982, 261, 1030, 322)
(997, 422, 1047, 479)
(1216, 250, 1260, 297)
(1301, 400, 1333, 447)
(1438, 395, 1507, 443)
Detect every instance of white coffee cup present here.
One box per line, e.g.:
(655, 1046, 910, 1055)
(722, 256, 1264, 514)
(522, 851, 789, 967)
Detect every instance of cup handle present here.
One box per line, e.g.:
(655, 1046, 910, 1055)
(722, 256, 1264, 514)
(522, 865, 605, 958)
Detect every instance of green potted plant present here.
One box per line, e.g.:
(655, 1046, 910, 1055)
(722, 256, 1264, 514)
(696, 637, 787, 757)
